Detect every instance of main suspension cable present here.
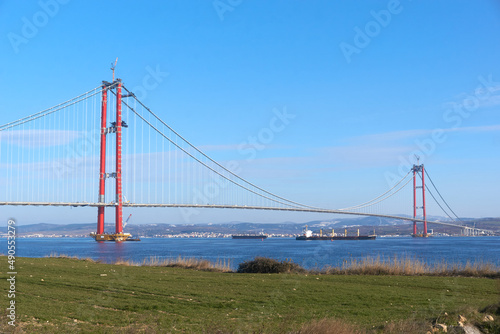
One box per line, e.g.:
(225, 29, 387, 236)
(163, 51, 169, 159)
(117, 96, 305, 209)
(416, 173, 456, 222)
(424, 170, 462, 221)
(342, 173, 413, 211)
(338, 170, 412, 210)
(120, 85, 323, 210)
(0, 84, 117, 131)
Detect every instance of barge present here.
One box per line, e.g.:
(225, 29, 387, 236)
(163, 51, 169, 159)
(90, 232, 141, 242)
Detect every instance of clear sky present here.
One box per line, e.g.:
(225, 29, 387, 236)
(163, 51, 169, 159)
(1, 1, 499, 225)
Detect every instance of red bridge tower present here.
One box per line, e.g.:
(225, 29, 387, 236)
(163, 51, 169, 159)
(94, 79, 130, 242)
(412, 159, 428, 237)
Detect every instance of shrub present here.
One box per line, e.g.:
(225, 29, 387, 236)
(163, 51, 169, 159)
(237, 257, 305, 274)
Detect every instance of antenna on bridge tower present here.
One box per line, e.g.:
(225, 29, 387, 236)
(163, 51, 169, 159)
(414, 154, 420, 165)
(111, 57, 118, 81)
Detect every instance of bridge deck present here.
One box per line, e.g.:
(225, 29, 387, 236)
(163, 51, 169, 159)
(0, 201, 491, 233)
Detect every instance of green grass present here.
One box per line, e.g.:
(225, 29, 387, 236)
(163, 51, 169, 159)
(1, 256, 499, 333)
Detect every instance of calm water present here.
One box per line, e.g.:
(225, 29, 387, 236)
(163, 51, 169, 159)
(2, 237, 499, 270)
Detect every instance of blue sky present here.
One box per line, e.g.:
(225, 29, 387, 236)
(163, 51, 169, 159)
(0, 1, 499, 224)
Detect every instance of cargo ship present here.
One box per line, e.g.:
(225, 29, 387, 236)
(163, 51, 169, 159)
(296, 226, 376, 241)
(296, 235, 376, 240)
(232, 234, 268, 240)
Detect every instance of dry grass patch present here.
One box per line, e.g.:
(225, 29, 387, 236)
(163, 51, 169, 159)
(46, 253, 231, 271)
(323, 255, 500, 277)
(113, 258, 137, 266)
(141, 255, 232, 272)
(46, 252, 79, 260)
(381, 319, 432, 334)
(297, 318, 365, 334)
(45, 253, 500, 277)
(46, 252, 96, 263)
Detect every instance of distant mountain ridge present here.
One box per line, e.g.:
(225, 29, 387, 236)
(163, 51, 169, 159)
(6, 216, 498, 237)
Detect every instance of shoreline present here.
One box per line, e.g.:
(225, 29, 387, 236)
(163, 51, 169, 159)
(11, 254, 499, 278)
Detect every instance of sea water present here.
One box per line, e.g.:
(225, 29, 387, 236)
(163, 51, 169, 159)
(1, 236, 499, 270)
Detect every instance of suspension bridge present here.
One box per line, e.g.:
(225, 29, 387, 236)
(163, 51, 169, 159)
(0, 79, 491, 240)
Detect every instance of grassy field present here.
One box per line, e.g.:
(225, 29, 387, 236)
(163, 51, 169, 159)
(1, 256, 499, 333)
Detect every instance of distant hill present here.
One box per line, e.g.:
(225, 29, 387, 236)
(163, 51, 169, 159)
(16, 223, 96, 233)
(6, 217, 498, 237)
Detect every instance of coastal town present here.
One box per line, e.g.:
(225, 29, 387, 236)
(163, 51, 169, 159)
(3, 218, 497, 239)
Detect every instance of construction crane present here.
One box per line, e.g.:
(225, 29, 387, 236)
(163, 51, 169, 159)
(123, 214, 132, 229)
(111, 57, 118, 81)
